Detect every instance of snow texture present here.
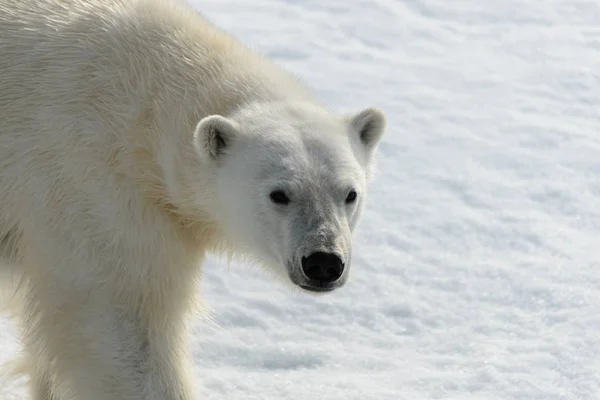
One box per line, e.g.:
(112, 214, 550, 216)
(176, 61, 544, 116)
(2, 0, 600, 399)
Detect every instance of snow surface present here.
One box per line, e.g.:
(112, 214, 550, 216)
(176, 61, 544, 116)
(2, 0, 600, 399)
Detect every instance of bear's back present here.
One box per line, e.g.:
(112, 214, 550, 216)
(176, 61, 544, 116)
(0, 0, 318, 234)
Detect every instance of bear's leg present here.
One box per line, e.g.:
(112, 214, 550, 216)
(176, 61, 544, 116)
(20, 277, 196, 400)
(14, 172, 200, 400)
(18, 219, 197, 400)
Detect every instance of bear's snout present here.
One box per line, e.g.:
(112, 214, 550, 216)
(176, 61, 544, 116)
(297, 251, 345, 292)
(301, 251, 344, 283)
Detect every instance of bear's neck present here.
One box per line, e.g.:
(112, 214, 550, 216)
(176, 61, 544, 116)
(114, 4, 321, 236)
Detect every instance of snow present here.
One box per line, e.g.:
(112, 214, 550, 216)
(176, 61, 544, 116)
(2, 0, 600, 399)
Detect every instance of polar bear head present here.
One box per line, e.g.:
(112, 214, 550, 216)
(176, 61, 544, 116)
(194, 101, 386, 293)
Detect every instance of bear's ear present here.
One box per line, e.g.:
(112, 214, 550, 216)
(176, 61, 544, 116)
(347, 107, 386, 153)
(193, 115, 239, 162)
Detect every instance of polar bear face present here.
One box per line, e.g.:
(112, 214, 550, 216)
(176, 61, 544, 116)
(194, 101, 385, 293)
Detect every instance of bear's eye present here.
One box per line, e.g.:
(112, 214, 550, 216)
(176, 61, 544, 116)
(269, 190, 290, 205)
(345, 189, 358, 204)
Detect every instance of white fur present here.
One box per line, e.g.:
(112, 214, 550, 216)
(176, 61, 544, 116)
(0, 0, 386, 399)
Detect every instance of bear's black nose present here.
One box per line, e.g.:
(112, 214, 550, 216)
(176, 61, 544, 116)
(301, 252, 344, 283)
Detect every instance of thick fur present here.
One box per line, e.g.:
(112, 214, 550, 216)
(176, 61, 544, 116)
(0, 0, 386, 399)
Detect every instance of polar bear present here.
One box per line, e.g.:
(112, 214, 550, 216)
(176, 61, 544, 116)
(0, 0, 386, 399)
